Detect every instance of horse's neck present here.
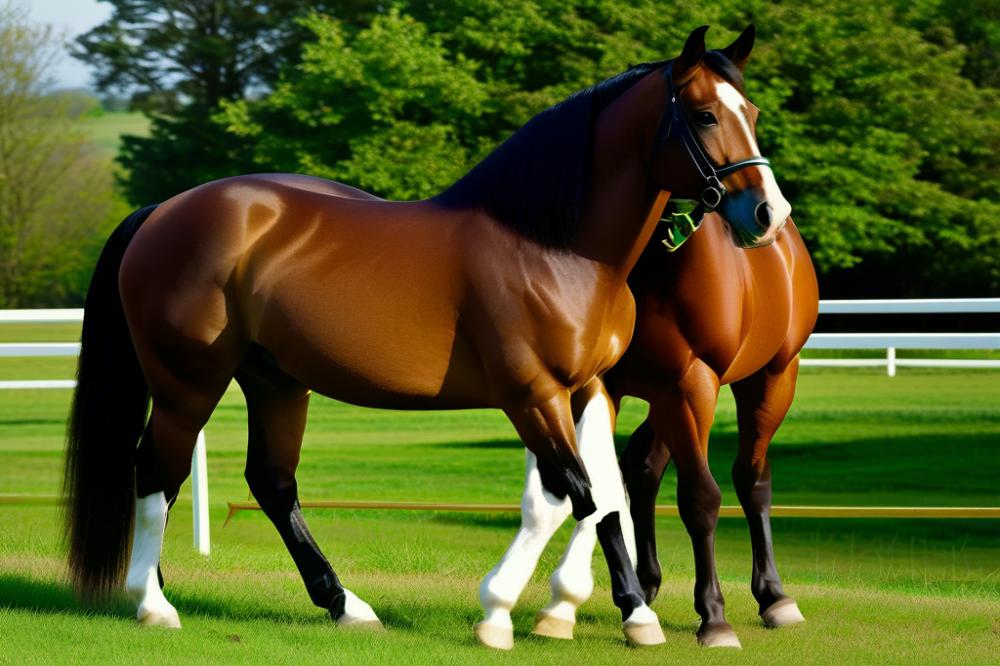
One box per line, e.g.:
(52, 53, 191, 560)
(572, 72, 670, 285)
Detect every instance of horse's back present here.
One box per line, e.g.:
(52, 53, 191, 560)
(119, 174, 478, 407)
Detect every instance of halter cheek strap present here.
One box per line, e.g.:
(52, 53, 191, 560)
(657, 65, 771, 212)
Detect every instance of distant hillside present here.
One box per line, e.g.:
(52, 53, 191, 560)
(84, 112, 150, 156)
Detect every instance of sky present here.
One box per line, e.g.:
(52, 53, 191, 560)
(23, 0, 112, 89)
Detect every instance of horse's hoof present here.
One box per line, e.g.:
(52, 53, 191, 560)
(338, 618, 385, 631)
(474, 621, 514, 650)
(532, 611, 574, 640)
(623, 621, 666, 647)
(137, 604, 181, 629)
(698, 624, 741, 649)
(334, 589, 384, 630)
(761, 598, 805, 628)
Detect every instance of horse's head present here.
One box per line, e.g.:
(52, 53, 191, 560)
(651, 25, 790, 248)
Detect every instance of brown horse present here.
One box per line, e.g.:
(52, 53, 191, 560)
(64, 25, 789, 648)
(480, 211, 817, 648)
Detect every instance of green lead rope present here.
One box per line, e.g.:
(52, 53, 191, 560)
(659, 198, 704, 252)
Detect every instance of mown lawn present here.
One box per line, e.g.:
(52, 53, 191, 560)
(0, 322, 997, 664)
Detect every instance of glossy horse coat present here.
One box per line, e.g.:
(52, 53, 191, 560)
(63, 25, 788, 647)
(612, 212, 818, 646)
(483, 213, 817, 647)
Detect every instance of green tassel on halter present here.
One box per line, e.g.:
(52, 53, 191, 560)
(660, 199, 704, 252)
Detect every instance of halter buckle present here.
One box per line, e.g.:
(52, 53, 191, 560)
(701, 177, 725, 210)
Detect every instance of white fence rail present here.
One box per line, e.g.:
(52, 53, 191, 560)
(802, 298, 1000, 376)
(0, 308, 210, 555)
(1, 298, 998, 550)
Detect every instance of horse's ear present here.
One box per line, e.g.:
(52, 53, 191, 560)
(673, 25, 709, 85)
(720, 24, 755, 71)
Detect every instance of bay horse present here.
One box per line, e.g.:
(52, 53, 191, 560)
(480, 213, 818, 648)
(477, 52, 817, 653)
(64, 25, 790, 647)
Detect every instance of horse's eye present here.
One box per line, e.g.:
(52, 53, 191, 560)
(695, 111, 717, 126)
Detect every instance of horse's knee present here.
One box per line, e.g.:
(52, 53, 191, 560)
(678, 470, 722, 535)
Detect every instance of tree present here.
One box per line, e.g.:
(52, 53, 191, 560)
(220, 1, 999, 295)
(78, 0, 1000, 295)
(0, 4, 122, 307)
(215, 2, 739, 199)
(73, 0, 369, 205)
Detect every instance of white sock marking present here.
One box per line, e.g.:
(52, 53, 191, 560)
(479, 450, 572, 628)
(125, 492, 180, 627)
(337, 589, 381, 624)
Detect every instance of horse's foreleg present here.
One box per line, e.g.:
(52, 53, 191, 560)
(529, 404, 609, 643)
(531, 516, 597, 641)
(619, 418, 672, 603)
(569, 383, 663, 647)
(475, 391, 585, 649)
(236, 359, 382, 629)
(730, 358, 805, 628)
(475, 451, 573, 649)
(653, 365, 740, 648)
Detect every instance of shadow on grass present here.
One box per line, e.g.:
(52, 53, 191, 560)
(650, 429, 1000, 502)
(416, 427, 999, 503)
(0, 573, 330, 626)
(426, 512, 523, 529)
(432, 437, 522, 450)
(0, 573, 131, 619)
(0, 417, 70, 427)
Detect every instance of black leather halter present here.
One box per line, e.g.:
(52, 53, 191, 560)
(657, 65, 771, 211)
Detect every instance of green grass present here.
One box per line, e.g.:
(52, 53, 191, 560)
(0, 321, 998, 664)
(83, 112, 150, 155)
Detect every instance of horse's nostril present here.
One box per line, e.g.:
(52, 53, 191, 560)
(754, 202, 771, 228)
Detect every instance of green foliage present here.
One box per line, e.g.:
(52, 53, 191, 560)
(75, 1, 357, 209)
(744, 0, 1000, 295)
(213, 0, 999, 295)
(82, 0, 999, 296)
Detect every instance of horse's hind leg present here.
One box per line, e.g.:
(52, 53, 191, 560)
(730, 358, 806, 628)
(128, 386, 232, 627)
(235, 350, 381, 629)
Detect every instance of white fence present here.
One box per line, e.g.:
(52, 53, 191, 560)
(1, 298, 998, 550)
(0, 308, 211, 555)
(801, 298, 1000, 376)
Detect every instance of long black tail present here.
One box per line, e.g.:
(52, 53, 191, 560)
(64, 204, 158, 600)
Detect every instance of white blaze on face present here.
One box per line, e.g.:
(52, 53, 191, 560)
(715, 81, 792, 224)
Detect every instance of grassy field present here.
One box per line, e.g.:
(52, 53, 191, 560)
(83, 112, 151, 155)
(0, 321, 998, 664)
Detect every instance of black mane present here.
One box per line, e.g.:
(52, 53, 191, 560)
(434, 61, 666, 248)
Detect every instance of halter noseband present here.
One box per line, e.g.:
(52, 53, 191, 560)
(657, 64, 771, 212)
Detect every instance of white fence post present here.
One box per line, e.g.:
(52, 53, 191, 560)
(191, 431, 210, 555)
(887, 346, 896, 377)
